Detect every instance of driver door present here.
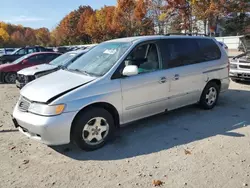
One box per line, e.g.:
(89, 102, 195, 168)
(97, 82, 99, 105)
(120, 42, 169, 123)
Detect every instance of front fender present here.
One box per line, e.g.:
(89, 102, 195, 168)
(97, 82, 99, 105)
(63, 92, 122, 116)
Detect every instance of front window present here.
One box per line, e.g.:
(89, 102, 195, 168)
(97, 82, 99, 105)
(124, 43, 160, 73)
(49, 53, 77, 66)
(11, 48, 20, 55)
(16, 49, 26, 55)
(67, 42, 131, 76)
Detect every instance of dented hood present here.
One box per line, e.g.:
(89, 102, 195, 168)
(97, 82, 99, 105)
(18, 64, 58, 76)
(20, 69, 96, 103)
(240, 35, 250, 52)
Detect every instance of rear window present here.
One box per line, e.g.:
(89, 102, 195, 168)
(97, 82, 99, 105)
(196, 39, 221, 61)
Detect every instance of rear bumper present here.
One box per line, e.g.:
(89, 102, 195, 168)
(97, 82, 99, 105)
(220, 78, 230, 92)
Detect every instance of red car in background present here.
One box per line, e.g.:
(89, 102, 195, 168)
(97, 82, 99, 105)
(0, 52, 61, 83)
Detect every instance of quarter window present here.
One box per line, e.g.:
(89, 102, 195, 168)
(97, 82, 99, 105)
(196, 39, 221, 61)
(27, 54, 46, 63)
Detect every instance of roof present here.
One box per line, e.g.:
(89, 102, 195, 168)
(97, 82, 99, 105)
(67, 49, 89, 54)
(105, 35, 211, 43)
(28, 52, 61, 56)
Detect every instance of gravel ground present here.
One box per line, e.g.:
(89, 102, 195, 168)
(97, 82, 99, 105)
(1, 81, 250, 188)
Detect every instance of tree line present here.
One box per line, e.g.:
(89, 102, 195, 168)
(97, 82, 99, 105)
(0, 22, 50, 47)
(0, 0, 249, 47)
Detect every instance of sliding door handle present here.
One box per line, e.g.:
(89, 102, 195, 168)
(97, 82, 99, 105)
(159, 77, 167, 83)
(173, 74, 179, 81)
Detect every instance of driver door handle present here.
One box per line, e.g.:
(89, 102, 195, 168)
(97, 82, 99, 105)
(159, 77, 167, 84)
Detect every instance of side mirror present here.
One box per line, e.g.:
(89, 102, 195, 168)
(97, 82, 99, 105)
(122, 65, 139, 76)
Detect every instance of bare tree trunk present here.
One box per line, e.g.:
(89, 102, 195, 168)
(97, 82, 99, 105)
(204, 20, 207, 35)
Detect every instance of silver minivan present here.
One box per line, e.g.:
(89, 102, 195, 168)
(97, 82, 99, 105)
(12, 36, 229, 151)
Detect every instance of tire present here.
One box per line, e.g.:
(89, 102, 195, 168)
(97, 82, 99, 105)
(200, 82, 220, 110)
(72, 107, 115, 151)
(4, 72, 17, 83)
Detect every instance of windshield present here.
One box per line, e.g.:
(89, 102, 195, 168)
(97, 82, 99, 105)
(11, 55, 29, 64)
(67, 42, 131, 76)
(49, 52, 77, 66)
(11, 48, 20, 55)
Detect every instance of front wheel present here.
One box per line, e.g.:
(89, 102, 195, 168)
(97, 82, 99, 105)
(4, 72, 17, 83)
(72, 107, 115, 151)
(200, 82, 219, 110)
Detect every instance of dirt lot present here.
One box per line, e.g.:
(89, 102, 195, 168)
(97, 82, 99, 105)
(1, 81, 250, 188)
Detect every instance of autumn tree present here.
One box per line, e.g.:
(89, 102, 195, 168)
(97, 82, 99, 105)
(134, 0, 154, 35)
(11, 31, 25, 46)
(115, 0, 137, 36)
(191, 0, 249, 35)
(24, 28, 36, 45)
(0, 28, 10, 47)
(77, 6, 94, 43)
(35, 28, 50, 46)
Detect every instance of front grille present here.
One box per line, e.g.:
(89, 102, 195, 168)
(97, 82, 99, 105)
(239, 65, 250, 69)
(17, 74, 25, 82)
(18, 97, 31, 112)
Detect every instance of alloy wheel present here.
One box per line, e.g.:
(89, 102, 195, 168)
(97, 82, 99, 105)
(82, 117, 109, 146)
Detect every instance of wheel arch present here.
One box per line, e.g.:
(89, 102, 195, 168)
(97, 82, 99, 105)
(207, 79, 221, 91)
(70, 102, 120, 141)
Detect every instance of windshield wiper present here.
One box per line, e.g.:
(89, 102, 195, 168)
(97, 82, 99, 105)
(66, 68, 97, 77)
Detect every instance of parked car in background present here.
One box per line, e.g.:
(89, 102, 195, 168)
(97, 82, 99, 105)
(12, 35, 229, 151)
(0, 52, 61, 83)
(218, 41, 228, 54)
(16, 49, 90, 88)
(53, 46, 69, 54)
(0, 46, 52, 64)
(238, 35, 250, 52)
(0, 48, 16, 55)
(229, 51, 250, 82)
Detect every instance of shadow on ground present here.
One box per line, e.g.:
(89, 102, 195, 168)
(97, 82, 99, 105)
(51, 88, 250, 161)
(0, 129, 19, 133)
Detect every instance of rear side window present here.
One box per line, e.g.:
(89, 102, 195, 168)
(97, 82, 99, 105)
(162, 39, 201, 68)
(28, 54, 46, 63)
(196, 39, 221, 61)
(45, 54, 60, 62)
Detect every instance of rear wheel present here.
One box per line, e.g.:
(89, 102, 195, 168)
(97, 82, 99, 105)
(4, 72, 17, 83)
(72, 107, 115, 151)
(200, 82, 219, 110)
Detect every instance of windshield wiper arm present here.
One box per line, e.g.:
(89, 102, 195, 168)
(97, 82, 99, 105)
(67, 68, 93, 76)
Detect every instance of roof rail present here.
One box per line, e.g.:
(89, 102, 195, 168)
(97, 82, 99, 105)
(165, 33, 208, 37)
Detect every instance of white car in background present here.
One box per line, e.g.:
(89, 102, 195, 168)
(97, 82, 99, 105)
(16, 49, 90, 88)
